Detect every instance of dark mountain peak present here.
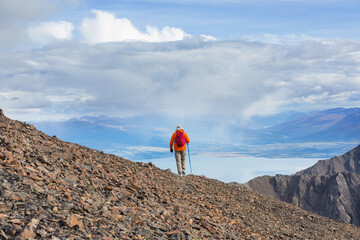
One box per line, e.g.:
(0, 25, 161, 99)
(1, 112, 360, 239)
(344, 143, 360, 158)
(0, 109, 6, 121)
(246, 144, 360, 226)
(298, 144, 360, 176)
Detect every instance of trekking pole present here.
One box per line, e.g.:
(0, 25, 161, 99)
(187, 143, 193, 174)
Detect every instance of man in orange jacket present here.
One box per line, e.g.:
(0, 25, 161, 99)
(170, 125, 190, 176)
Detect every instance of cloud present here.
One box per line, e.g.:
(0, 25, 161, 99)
(154, 127, 173, 136)
(126, 0, 344, 4)
(1, 38, 360, 123)
(0, 0, 83, 48)
(200, 34, 217, 42)
(98, 124, 128, 131)
(28, 21, 74, 45)
(242, 91, 288, 121)
(0, 0, 54, 48)
(0, 0, 54, 22)
(241, 34, 321, 45)
(126, 146, 169, 153)
(80, 10, 191, 44)
(0, 91, 51, 109)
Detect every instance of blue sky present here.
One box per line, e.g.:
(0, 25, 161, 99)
(37, 0, 360, 40)
(53, 1, 360, 38)
(1, 0, 360, 123)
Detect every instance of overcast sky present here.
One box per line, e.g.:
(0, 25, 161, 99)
(1, 0, 360, 124)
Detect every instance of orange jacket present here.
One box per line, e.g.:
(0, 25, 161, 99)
(170, 129, 190, 151)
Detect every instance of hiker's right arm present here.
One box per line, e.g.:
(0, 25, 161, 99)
(170, 133, 175, 149)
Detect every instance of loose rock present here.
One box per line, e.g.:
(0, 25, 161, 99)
(0, 109, 359, 239)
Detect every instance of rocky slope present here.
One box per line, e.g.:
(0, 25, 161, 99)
(246, 145, 360, 226)
(1, 109, 360, 239)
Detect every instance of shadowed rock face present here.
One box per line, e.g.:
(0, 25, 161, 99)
(0, 109, 5, 120)
(246, 145, 360, 226)
(1, 109, 360, 239)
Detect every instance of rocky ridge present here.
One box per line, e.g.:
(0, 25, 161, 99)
(0, 109, 360, 239)
(245, 144, 360, 226)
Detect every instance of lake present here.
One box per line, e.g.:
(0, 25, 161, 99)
(135, 155, 321, 183)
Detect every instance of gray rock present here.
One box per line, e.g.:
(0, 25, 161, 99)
(246, 145, 360, 225)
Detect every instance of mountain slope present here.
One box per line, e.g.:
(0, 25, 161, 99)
(34, 108, 360, 159)
(311, 112, 360, 141)
(298, 144, 360, 176)
(246, 145, 360, 226)
(1, 109, 360, 239)
(257, 108, 360, 143)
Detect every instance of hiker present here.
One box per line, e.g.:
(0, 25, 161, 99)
(170, 125, 190, 176)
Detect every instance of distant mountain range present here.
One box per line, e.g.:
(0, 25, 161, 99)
(34, 107, 360, 158)
(34, 115, 171, 159)
(248, 107, 360, 143)
(245, 144, 360, 226)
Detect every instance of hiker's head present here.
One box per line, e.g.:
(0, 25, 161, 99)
(176, 125, 183, 131)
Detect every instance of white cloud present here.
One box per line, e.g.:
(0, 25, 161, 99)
(121, 0, 342, 3)
(80, 10, 191, 44)
(154, 127, 172, 133)
(28, 21, 74, 45)
(290, 91, 358, 105)
(2, 38, 360, 122)
(0, 91, 51, 109)
(241, 34, 326, 45)
(0, 0, 83, 49)
(63, 0, 83, 5)
(242, 91, 288, 121)
(99, 124, 128, 131)
(201, 34, 217, 42)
